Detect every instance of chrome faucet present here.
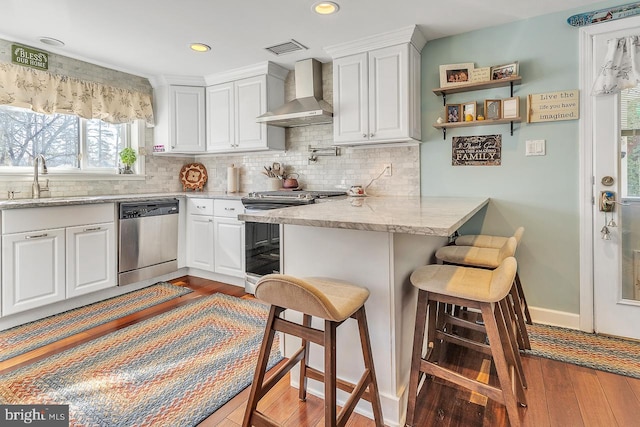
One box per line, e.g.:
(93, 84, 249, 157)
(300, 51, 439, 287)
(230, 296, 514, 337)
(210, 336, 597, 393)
(32, 154, 49, 199)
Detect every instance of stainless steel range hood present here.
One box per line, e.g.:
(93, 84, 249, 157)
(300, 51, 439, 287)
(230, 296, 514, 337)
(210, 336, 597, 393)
(256, 58, 332, 128)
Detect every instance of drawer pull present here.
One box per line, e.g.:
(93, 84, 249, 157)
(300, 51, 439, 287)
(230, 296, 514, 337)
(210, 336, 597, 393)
(84, 227, 102, 232)
(224, 207, 235, 211)
(197, 205, 206, 209)
(25, 233, 48, 240)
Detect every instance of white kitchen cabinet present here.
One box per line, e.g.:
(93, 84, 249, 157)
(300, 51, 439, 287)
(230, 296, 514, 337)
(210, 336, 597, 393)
(328, 26, 424, 146)
(2, 228, 66, 316)
(206, 75, 285, 153)
(213, 200, 245, 278)
(186, 198, 245, 278)
(1, 203, 116, 317)
(66, 222, 116, 298)
(154, 85, 206, 153)
(186, 199, 215, 271)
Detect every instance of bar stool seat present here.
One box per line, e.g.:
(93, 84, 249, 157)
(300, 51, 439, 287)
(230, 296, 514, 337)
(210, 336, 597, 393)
(455, 227, 532, 326)
(242, 274, 384, 427)
(436, 235, 531, 351)
(406, 257, 525, 427)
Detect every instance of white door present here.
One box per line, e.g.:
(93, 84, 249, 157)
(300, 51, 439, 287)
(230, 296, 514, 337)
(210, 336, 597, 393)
(235, 76, 266, 150)
(170, 86, 205, 152)
(66, 222, 116, 298)
(206, 82, 235, 152)
(368, 45, 407, 141)
(186, 214, 214, 271)
(214, 217, 245, 277)
(2, 228, 66, 315)
(587, 18, 640, 339)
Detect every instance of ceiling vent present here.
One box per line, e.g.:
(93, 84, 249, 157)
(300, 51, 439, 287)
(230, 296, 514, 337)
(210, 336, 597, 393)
(265, 39, 308, 56)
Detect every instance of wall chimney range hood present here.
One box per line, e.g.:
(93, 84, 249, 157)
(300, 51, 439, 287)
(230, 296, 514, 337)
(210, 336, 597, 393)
(256, 58, 332, 128)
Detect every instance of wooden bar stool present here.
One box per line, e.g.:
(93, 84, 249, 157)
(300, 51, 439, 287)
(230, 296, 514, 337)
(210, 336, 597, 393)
(405, 257, 526, 427)
(242, 274, 384, 427)
(455, 227, 531, 325)
(436, 235, 531, 350)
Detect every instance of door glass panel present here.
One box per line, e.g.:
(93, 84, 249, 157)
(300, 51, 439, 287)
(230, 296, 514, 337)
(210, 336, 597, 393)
(619, 88, 640, 300)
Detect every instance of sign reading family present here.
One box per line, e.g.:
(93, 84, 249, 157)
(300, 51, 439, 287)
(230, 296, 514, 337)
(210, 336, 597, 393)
(11, 44, 49, 71)
(452, 134, 502, 166)
(527, 90, 580, 123)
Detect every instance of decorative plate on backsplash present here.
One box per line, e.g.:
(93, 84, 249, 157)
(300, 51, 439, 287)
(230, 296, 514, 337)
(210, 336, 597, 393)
(179, 163, 208, 191)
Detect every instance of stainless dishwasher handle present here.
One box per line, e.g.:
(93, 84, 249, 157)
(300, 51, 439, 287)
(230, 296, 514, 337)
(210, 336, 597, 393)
(84, 227, 102, 232)
(25, 233, 48, 240)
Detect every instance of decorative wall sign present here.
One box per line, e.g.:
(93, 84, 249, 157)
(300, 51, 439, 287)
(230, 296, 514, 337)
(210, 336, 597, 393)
(527, 90, 579, 123)
(11, 44, 49, 71)
(470, 67, 490, 83)
(452, 134, 501, 166)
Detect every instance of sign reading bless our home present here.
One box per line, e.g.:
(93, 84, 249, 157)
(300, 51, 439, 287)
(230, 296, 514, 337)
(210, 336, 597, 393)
(11, 44, 49, 71)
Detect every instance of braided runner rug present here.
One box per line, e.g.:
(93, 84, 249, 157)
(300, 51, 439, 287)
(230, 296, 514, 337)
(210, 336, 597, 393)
(526, 323, 640, 379)
(0, 294, 282, 426)
(0, 282, 191, 362)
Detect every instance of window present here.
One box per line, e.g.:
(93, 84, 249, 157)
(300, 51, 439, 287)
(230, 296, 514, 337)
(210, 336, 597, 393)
(620, 87, 640, 198)
(0, 104, 131, 173)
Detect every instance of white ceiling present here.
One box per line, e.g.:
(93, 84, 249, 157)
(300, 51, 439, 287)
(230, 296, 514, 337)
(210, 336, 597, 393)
(0, 0, 603, 82)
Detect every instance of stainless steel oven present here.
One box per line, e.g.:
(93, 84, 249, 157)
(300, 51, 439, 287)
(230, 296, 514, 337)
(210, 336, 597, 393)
(241, 190, 345, 293)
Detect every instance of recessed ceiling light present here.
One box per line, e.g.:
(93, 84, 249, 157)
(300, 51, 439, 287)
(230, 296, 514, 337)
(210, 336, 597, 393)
(39, 37, 65, 47)
(190, 43, 211, 52)
(312, 1, 340, 15)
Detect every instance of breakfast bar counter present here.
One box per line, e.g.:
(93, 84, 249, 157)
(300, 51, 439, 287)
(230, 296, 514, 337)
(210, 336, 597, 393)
(239, 196, 488, 426)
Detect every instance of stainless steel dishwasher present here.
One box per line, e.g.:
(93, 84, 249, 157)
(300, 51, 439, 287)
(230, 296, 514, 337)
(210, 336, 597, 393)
(118, 199, 179, 286)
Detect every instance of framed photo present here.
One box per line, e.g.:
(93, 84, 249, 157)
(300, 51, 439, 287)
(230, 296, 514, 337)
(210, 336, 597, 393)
(446, 104, 462, 123)
(439, 63, 474, 87)
(484, 99, 502, 120)
(462, 101, 477, 121)
(502, 96, 520, 119)
(490, 62, 519, 80)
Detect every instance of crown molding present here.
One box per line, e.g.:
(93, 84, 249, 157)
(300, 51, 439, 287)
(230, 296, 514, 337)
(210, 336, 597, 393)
(324, 25, 426, 59)
(204, 61, 290, 86)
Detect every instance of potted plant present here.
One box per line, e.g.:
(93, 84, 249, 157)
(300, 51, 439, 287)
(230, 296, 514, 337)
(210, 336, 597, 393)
(119, 147, 137, 174)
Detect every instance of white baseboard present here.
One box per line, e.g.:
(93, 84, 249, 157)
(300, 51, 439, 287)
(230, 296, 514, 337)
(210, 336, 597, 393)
(529, 305, 582, 330)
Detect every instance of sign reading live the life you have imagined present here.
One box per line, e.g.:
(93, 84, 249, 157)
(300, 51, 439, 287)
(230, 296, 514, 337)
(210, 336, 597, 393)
(11, 44, 49, 71)
(452, 135, 501, 166)
(527, 89, 579, 123)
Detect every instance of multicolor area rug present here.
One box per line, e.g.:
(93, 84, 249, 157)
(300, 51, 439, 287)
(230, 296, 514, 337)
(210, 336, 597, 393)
(0, 282, 191, 362)
(0, 294, 282, 426)
(526, 323, 640, 379)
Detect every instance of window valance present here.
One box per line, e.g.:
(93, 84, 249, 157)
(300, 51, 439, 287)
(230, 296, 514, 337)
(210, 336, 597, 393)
(592, 35, 640, 96)
(0, 62, 154, 126)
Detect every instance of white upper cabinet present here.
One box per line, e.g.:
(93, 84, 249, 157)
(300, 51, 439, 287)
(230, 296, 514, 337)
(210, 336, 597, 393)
(205, 62, 287, 153)
(154, 85, 206, 153)
(207, 75, 284, 153)
(327, 25, 425, 146)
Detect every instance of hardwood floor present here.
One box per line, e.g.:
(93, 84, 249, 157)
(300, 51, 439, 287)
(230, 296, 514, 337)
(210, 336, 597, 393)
(2, 276, 640, 426)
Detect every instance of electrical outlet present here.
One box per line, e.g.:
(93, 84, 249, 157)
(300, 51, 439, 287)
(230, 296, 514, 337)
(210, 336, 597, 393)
(384, 163, 392, 177)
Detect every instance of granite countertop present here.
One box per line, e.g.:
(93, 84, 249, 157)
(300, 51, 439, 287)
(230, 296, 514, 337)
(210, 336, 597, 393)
(238, 196, 489, 236)
(0, 191, 248, 210)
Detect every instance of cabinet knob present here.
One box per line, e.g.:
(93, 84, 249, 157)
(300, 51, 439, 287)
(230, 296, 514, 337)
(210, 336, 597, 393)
(362, 134, 367, 138)
(370, 133, 374, 137)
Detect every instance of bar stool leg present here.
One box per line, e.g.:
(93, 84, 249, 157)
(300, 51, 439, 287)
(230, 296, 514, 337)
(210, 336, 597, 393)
(405, 290, 429, 427)
(515, 273, 533, 324)
(299, 314, 312, 401)
(496, 299, 528, 399)
(481, 303, 522, 427)
(325, 319, 338, 427)
(242, 306, 283, 427)
(355, 307, 384, 426)
(509, 286, 531, 350)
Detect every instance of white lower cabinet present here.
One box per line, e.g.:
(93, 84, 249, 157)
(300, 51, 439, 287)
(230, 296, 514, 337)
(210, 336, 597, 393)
(2, 228, 66, 316)
(186, 213, 215, 271)
(214, 217, 245, 278)
(66, 222, 116, 298)
(1, 203, 117, 317)
(186, 198, 245, 278)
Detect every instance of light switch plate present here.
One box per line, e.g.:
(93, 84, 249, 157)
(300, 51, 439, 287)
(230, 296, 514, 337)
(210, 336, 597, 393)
(526, 139, 546, 156)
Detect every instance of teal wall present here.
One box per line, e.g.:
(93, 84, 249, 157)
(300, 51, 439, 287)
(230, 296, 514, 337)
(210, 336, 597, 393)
(420, 1, 619, 315)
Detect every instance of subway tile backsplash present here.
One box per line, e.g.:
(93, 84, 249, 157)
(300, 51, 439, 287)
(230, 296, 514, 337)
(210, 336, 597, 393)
(0, 44, 420, 198)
